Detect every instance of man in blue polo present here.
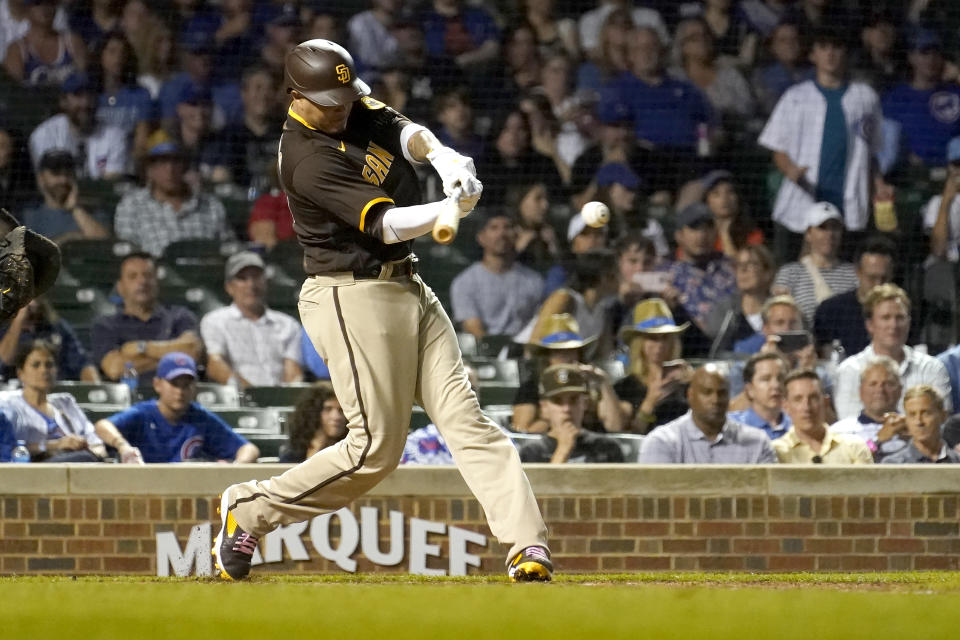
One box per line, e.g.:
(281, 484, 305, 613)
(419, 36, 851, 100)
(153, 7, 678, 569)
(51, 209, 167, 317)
(728, 352, 792, 440)
(94, 353, 259, 463)
(882, 29, 960, 169)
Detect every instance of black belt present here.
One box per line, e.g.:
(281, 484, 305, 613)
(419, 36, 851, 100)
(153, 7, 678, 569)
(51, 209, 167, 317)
(353, 257, 418, 280)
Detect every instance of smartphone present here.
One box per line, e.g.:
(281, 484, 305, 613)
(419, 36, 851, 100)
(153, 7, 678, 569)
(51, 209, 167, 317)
(777, 330, 811, 352)
(632, 271, 670, 293)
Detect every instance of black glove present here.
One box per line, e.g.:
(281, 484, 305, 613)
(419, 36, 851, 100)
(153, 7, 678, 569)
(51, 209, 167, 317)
(0, 208, 62, 322)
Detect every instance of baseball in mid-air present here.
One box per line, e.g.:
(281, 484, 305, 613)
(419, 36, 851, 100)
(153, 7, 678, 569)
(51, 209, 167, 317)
(581, 201, 610, 228)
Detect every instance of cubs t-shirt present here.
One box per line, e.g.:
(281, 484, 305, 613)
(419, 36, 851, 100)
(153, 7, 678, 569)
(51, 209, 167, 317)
(107, 400, 248, 463)
(883, 83, 960, 167)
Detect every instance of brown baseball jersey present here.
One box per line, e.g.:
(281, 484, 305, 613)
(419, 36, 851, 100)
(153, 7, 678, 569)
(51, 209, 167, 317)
(278, 96, 422, 275)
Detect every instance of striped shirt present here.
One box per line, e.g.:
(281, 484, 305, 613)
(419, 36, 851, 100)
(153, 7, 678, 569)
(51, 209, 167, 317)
(199, 304, 302, 386)
(113, 186, 234, 257)
(773, 260, 858, 324)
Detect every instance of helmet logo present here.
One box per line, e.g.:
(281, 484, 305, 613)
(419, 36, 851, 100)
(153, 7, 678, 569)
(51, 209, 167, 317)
(336, 64, 351, 84)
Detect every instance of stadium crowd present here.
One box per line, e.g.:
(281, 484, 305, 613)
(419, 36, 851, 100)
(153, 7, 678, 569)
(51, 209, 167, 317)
(1, 0, 960, 466)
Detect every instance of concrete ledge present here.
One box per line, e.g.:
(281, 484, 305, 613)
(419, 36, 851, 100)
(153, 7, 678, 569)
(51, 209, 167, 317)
(0, 464, 69, 494)
(6, 464, 960, 497)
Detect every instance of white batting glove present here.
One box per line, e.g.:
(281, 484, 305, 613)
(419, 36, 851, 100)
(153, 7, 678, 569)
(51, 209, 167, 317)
(427, 147, 483, 202)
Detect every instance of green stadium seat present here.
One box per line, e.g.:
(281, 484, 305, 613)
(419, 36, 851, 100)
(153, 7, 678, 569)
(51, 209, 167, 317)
(467, 358, 520, 385)
(243, 433, 288, 459)
(608, 433, 645, 463)
(457, 332, 478, 357)
(158, 283, 227, 317)
(476, 335, 519, 358)
(137, 382, 240, 409)
(162, 239, 244, 288)
(45, 286, 116, 330)
(217, 407, 283, 433)
(410, 406, 430, 430)
(60, 239, 140, 289)
(82, 407, 126, 424)
(243, 384, 314, 408)
(265, 240, 306, 281)
(477, 384, 519, 406)
(52, 381, 132, 407)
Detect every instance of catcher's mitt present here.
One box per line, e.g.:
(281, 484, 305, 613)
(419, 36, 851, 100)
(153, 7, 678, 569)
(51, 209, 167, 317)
(0, 209, 62, 323)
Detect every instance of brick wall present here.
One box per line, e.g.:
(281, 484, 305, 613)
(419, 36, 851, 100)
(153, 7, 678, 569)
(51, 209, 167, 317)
(2, 466, 959, 575)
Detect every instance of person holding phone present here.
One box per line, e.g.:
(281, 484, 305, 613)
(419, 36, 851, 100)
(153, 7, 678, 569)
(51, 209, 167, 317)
(614, 298, 693, 433)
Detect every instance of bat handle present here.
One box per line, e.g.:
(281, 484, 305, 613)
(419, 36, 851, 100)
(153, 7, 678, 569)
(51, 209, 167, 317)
(432, 186, 463, 245)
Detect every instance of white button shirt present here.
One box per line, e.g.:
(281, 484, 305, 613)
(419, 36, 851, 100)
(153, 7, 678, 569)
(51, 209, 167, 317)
(833, 344, 953, 419)
(200, 304, 303, 386)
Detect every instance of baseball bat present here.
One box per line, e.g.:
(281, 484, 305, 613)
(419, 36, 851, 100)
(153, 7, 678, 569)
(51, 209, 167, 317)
(432, 186, 463, 245)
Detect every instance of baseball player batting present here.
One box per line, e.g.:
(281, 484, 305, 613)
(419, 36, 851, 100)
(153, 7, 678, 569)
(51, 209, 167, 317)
(213, 40, 552, 582)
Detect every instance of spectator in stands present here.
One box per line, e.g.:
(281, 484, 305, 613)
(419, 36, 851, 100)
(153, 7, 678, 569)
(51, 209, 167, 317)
(0, 296, 99, 382)
(0, 0, 70, 60)
(758, 27, 885, 261)
(772, 202, 858, 325)
(593, 162, 668, 254)
(813, 235, 896, 357)
(508, 181, 560, 273)
(532, 53, 587, 171)
(200, 251, 303, 389)
(512, 313, 623, 434)
(347, 0, 400, 76)
(3, 0, 85, 88)
(656, 202, 736, 334)
(698, 170, 763, 258)
(89, 30, 153, 164)
(246, 159, 292, 249)
(518, 363, 624, 463)
(257, 7, 300, 75)
(434, 87, 484, 169)
(543, 211, 609, 295)
(615, 299, 692, 434)
(882, 29, 960, 169)
(774, 369, 873, 464)
(476, 109, 565, 206)
(17, 149, 109, 243)
(156, 32, 215, 124)
(669, 17, 757, 123)
(129, 16, 174, 100)
(728, 352, 791, 440)
(703, 245, 776, 354)
(420, 0, 500, 72)
(94, 352, 259, 462)
(91, 251, 202, 383)
(882, 385, 960, 464)
(0, 412, 16, 462)
(733, 295, 804, 356)
(850, 8, 902, 95)
(211, 0, 258, 83)
(603, 25, 714, 192)
(834, 284, 952, 419)
(522, 0, 579, 60)
(939, 344, 960, 414)
(0, 126, 35, 209)
(575, 7, 629, 97)
(28, 72, 130, 179)
(830, 355, 908, 462)
(451, 211, 544, 340)
(0, 339, 107, 461)
(926, 137, 960, 263)
(638, 363, 777, 463)
(578, 0, 667, 58)
(738, 0, 788, 39)
(166, 84, 230, 181)
(278, 382, 347, 463)
(213, 64, 281, 193)
(696, 0, 759, 66)
(752, 21, 812, 115)
(113, 136, 234, 257)
(402, 364, 478, 465)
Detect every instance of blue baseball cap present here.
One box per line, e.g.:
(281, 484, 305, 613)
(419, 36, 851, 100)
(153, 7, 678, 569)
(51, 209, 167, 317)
(595, 163, 641, 190)
(908, 28, 942, 52)
(61, 72, 91, 94)
(178, 83, 212, 105)
(947, 137, 960, 163)
(701, 169, 735, 193)
(156, 352, 197, 380)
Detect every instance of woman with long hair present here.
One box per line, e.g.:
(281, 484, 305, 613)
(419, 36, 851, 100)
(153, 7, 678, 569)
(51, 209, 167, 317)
(89, 30, 154, 162)
(507, 181, 561, 273)
(279, 383, 347, 463)
(701, 170, 763, 257)
(0, 340, 105, 461)
(614, 299, 693, 433)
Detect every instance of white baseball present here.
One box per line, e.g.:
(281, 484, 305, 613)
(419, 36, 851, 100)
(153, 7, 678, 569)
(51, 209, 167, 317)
(581, 201, 610, 227)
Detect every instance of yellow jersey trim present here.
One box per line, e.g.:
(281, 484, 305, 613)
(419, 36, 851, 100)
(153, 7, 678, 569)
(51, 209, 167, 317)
(338, 140, 346, 152)
(287, 107, 317, 131)
(359, 197, 394, 232)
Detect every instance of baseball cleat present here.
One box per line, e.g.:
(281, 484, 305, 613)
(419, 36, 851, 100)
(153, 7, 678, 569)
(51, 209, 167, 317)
(212, 489, 258, 580)
(508, 545, 553, 582)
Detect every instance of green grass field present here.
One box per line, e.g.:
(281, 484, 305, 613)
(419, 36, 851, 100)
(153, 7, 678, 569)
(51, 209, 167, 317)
(4, 572, 958, 640)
